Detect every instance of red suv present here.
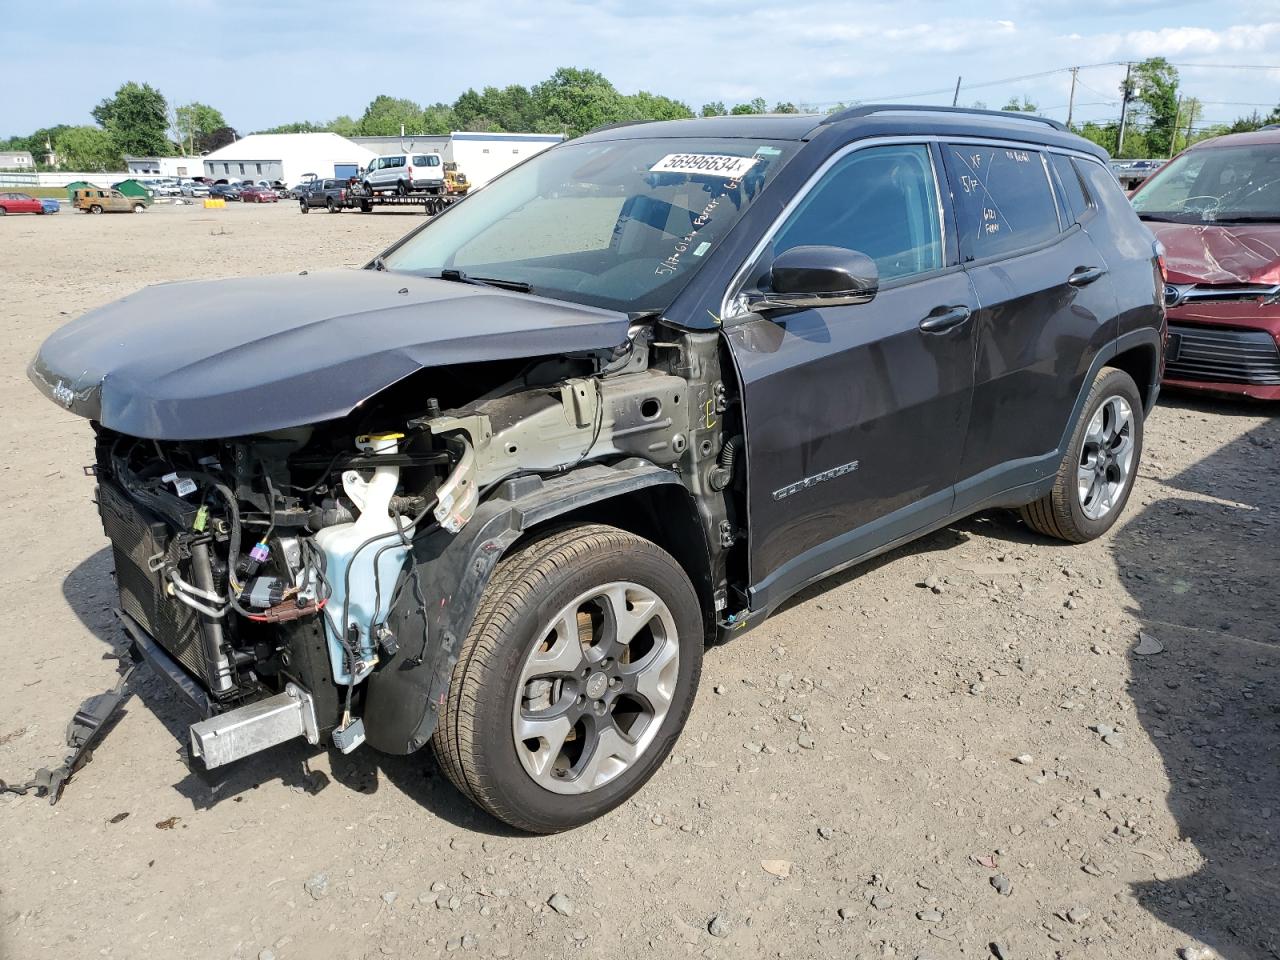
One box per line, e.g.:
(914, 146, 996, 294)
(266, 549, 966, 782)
(1131, 128, 1280, 399)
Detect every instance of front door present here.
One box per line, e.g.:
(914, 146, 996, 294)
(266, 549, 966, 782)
(725, 142, 978, 610)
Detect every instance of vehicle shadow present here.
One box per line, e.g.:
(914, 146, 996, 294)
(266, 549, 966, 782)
(1109, 417, 1280, 959)
(59, 548, 519, 835)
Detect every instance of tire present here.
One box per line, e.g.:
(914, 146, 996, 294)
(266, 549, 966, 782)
(299, 202, 310, 214)
(396, 180, 408, 196)
(1020, 366, 1144, 543)
(90, 204, 103, 214)
(326, 199, 339, 213)
(133, 203, 145, 213)
(0, 208, 6, 216)
(432, 524, 703, 833)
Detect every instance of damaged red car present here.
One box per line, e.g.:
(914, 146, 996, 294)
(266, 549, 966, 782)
(1131, 128, 1280, 399)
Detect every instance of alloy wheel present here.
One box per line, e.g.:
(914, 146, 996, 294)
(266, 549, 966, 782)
(511, 582, 680, 795)
(1076, 395, 1135, 520)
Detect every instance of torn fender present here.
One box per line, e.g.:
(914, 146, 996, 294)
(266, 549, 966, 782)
(28, 270, 629, 440)
(362, 459, 690, 754)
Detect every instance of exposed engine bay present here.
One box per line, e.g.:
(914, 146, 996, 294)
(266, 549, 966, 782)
(89, 323, 740, 767)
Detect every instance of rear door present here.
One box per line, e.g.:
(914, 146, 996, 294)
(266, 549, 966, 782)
(940, 142, 1117, 509)
(726, 142, 979, 608)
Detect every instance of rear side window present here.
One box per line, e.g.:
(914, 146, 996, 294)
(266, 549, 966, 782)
(1049, 153, 1089, 224)
(413, 154, 441, 166)
(389, 156, 405, 168)
(944, 145, 1060, 261)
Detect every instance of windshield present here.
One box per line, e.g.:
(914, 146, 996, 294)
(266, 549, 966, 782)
(381, 137, 799, 312)
(1133, 142, 1280, 223)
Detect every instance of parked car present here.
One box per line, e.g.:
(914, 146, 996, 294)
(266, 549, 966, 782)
(149, 179, 183, 197)
(362, 152, 445, 195)
(1131, 127, 1280, 399)
(297, 177, 351, 212)
(0, 192, 46, 215)
(29, 107, 1164, 833)
(72, 187, 147, 214)
(180, 180, 210, 198)
(288, 181, 314, 199)
(241, 184, 279, 204)
(209, 183, 242, 201)
(40, 199, 60, 214)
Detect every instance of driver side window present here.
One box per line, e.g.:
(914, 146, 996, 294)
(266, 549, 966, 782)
(764, 144, 943, 285)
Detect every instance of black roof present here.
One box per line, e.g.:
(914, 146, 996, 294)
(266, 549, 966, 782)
(578, 105, 1109, 161)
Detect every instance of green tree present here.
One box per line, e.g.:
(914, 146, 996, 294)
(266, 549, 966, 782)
(1125, 57, 1179, 156)
(531, 67, 626, 137)
(1001, 96, 1038, 113)
(54, 125, 122, 171)
(421, 103, 456, 135)
(92, 81, 170, 156)
(204, 126, 238, 151)
(358, 95, 426, 136)
(772, 101, 800, 114)
(700, 101, 727, 117)
(622, 91, 695, 122)
(173, 102, 227, 154)
(329, 115, 359, 137)
(729, 97, 767, 115)
(256, 121, 326, 135)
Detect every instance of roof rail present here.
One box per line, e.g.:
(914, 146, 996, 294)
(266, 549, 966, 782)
(821, 104, 1068, 132)
(585, 119, 658, 135)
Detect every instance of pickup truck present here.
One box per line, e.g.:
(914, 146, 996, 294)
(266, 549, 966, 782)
(297, 178, 354, 213)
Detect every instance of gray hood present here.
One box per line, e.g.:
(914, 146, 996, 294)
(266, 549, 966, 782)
(29, 269, 630, 439)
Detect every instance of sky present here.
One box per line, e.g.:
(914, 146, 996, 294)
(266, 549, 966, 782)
(3, 0, 1279, 138)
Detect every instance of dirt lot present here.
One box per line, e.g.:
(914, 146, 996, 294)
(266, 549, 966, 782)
(1, 203, 1277, 960)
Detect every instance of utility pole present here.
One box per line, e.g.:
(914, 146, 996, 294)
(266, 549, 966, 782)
(1066, 66, 1079, 128)
(1117, 61, 1134, 156)
(952, 76, 962, 107)
(1170, 96, 1183, 158)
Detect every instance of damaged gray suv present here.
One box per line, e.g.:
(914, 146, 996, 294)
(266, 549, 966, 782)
(30, 106, 1164, 832)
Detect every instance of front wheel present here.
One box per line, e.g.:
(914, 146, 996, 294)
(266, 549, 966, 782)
(1020, 366, 1144, 543)
(432, 524, 703, 833)
(133, 203, 145, 213)
(299, 201, 310, 213)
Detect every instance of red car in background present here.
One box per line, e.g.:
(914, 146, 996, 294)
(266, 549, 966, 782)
(0, 192, 46, 215)
(240, 185, 279, 204)
(1131, 128, 1280, 400)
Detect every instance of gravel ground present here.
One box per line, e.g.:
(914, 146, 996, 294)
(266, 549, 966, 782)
(1, 202, 1277, 960)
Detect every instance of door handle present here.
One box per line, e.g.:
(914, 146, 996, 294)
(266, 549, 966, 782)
(1068, 266, 1107, 286)
(918, 305, 971, 333)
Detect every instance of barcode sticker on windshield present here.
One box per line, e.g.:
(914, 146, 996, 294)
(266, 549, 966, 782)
(649, 154, 758, 179)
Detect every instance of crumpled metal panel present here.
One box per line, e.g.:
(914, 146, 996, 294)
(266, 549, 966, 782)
(1148, 221, 1280, 285)
(28, 270, 629, 439)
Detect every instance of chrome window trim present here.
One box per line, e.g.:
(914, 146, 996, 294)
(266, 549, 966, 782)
(721, 134, 1089, 321)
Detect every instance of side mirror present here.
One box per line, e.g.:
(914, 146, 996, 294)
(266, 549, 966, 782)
(747, 245, 879, 313)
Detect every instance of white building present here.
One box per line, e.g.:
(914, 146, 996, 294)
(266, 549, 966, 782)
(125, 156, 205, 178)
(202, 133, 378, 185)
(350, 132, 564, 188)
(0, 150, 35, 170)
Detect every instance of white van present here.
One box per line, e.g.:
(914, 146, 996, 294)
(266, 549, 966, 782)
(363, 153, 445, 195)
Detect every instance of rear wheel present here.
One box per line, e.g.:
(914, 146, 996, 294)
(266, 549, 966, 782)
(133, 203, 145, 213)
(326, 199, 339, 213)
(396, 180, 408, 196)
(1020, 367, 1143, 543)
(90, 204, 103, 214)
(432, 524, 703, 833)
(0, 208, 6, 216)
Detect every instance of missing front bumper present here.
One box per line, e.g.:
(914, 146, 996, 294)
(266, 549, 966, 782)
(189, 685, 320, 769)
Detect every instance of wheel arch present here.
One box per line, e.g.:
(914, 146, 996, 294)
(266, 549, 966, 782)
(1107, 338, 1162, 413)
(362, 459, 712, 755)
